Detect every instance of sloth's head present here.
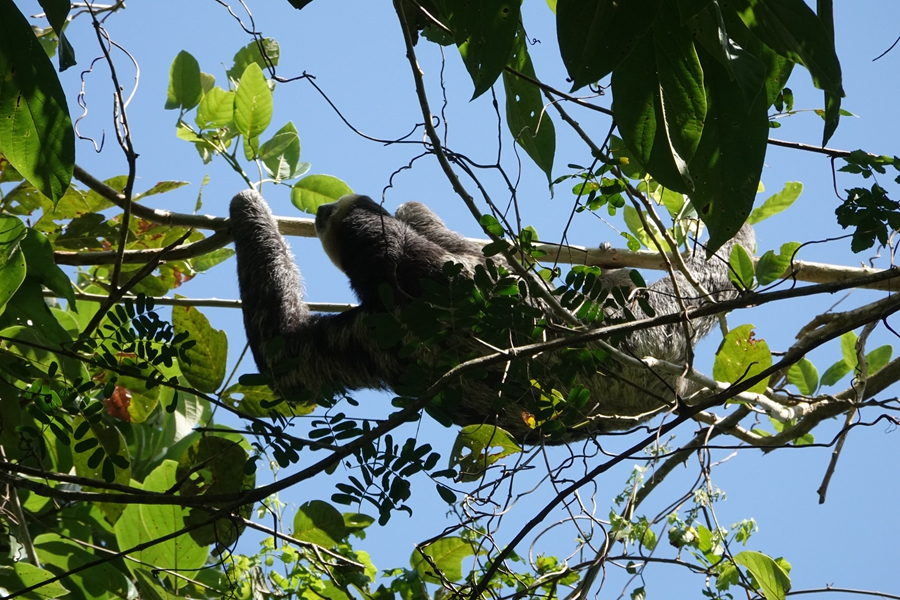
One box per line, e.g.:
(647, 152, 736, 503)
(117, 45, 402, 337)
(315, 194, 392, 274)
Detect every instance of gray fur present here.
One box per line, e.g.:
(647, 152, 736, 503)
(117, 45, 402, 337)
(230, 190, 754, 444)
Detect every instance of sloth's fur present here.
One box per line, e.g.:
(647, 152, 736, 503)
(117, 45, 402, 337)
(230, 190, 754, 444)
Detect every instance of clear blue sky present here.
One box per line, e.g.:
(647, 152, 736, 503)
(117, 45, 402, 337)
(18, 0, 900, 596)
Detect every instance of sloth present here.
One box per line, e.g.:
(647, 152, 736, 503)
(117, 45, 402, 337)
(229, 190, 754, 444)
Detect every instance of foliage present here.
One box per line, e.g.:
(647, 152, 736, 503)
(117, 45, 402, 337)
(0, 1, 898, 600)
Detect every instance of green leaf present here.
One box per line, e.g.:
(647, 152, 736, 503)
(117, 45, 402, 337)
(713, 324, 772, 394)
(410, 537, 474, 583)
(37, 0, 75, 71)
(688, 50, 768, 252)
(173, 302, 228, 394)
(786, 358, 817, 395)
(756, 242, 800, 286)
(0, 215, 27, 309)
(114, 460, 208, 590)
(441, 0, 520, 98)
(819, 358, 850, 388)
(450, 424, 521, 482)
(840, 330, 858, 371)
(558, 0, 663, 90)
(259, 121, 304, 182)
(134, 180, 190, 201)
(291, 174, 354, 214)
(233, 63, 273, 139)
(222, 382, 315, 418)
(687, 6, 767, 108)
(21, 229, 75, 307)
(176, 436, 254, 548)
(748, 182, 803, 224)
(191, 247, 235, 272)
(0, 563, 71, 600)
(734, 550, 791, 600)
(196, 87, 235, 129)
(612, 34, 692, 193)
(651, 0, 706, 167)
(165, 50, 203, 111)
(436, 484, 457, 504)
(865, 345, 892, 374)
(729, 0, 842, 97)
(293, 500, 348, 547)
(0, 0, 74, 203)
(226, 38, 280, 85)
(503, 28, 555, 181)
(728, 243, 755, 291)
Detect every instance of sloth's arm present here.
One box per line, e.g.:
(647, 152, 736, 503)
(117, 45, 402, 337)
(229, 190, 399, 396)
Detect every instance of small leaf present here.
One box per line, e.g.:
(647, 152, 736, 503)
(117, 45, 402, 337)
(734, 550, 791, 600)
(233, 63, 273, 139)
(840, 330, 858, 371)
(756, 242, 801, 286)
(728, 244, 755, 290)
(748, 182, 803, 224)
(503, 28, 555, 181)
(450, 425, 521, 482)
(196, 87, 235, 129)
(865, 345, 892, 374)
(819, 358, 851, 388)
(226, 38, 280, 85)
(165, 50, 202, 111)
(291, 175, 354, 214)
(786, 358, 817, 395)
(293, 500, 348, 547)
(259, 122, 302, 182)
(410, 537, 474, 583)
(713, 324, 772, 395)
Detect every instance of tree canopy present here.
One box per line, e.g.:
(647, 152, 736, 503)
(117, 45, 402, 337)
(0, 1, 899, 600)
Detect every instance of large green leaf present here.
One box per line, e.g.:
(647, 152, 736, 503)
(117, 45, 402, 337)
(114, 460, 208, 591)
(35, 533, 130, 599)
(0, 0, 74, 203)
(176, 436, 254, 548)
(0, 214, 27, 309)
(503, 29, 555, 182)
(688, 6, 767, 108)
(612, 38, 692, 193)
(21, 228, 75, 307)
(439, 0, 520, 98)
(651, 2, 706, 167)
(173, 302, 227, 394)
(730, 0, 842, 97)
(557, 0, 662, 90)
(688, 50, 768, 251)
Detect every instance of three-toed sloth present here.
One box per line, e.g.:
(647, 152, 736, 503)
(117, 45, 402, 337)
(230, 190, 754, 445)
